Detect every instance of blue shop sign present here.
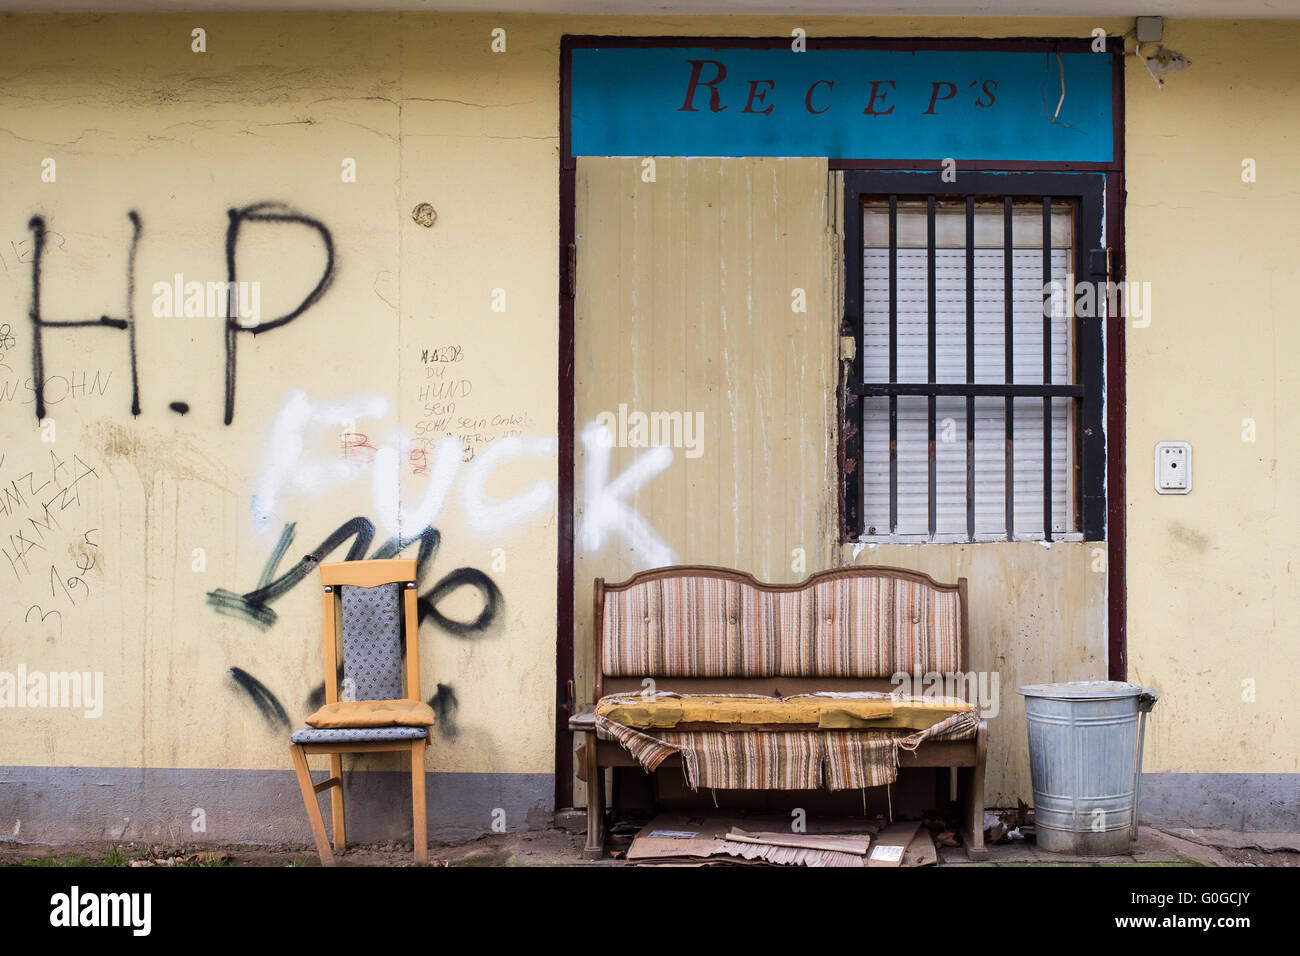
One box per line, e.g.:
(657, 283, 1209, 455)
(570, 46, 1114, 163)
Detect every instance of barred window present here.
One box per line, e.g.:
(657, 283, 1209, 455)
(841, 173, 1107, 543)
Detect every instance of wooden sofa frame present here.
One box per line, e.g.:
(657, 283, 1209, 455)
(568, 564, 988, 860)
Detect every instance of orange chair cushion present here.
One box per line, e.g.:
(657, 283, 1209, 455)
(306, 699, 436, 729)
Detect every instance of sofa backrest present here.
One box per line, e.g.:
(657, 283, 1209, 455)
(596, 565, 966, 682)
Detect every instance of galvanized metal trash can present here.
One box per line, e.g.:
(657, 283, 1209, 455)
(1018, 681, 1159, 855)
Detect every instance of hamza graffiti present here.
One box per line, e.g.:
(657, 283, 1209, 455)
(24, 202, 333, 424)
(215, 517, 500, 736)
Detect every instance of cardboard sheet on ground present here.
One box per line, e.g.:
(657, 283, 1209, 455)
(903, 827, 938, 867)
(626, 811, 750, 861)
(724, 828, 871, 855)
(628, 812, 938, 867)
(713, 840, 867, 867)
(866, 821, 922, 867)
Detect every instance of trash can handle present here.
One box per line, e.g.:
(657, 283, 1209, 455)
(1131, 686, 1159, 840)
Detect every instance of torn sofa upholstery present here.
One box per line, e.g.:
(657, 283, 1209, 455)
(594, 693, 979, 791)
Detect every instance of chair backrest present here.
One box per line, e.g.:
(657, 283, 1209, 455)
(319, 559, 420, 704)
(595, 565, 967, 696)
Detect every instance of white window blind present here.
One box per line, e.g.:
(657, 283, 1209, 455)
(859, 200, 1075, 541)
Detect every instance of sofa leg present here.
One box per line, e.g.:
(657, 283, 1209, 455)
(959, 720, 989, 860)
(583, 732, 607, 860)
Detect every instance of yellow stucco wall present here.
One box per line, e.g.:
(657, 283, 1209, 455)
(0, 13, 1294, 824)
(0, 13, 563, 779)
(1123, 19, 1300, 778)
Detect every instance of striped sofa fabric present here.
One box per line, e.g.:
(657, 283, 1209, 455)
(595, 709, 980, 792)
(601, 570, 962, 679)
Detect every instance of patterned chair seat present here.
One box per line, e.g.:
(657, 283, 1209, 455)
(290, 725, 430, 744)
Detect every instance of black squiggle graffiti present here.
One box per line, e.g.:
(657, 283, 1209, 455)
(207, 518, 501, 634)
(207, 517, 372, 627)
(305, 675, 339, 714)
(430, 683, 458, 741)
(226, 666, 290, 730)
(216, 517, 501, 740)
(422, 569, 501, 636)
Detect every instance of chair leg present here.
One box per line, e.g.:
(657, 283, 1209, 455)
(411, 739, 428, 864)
(329, 753, 346, 852)
(583, 731, 606, 860)
(958, 721, 989, 860)
(290, 744, 335, 867)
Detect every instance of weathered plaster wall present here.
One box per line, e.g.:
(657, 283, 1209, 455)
(0, 13, 563, 841)
(1121, 20, 1300, 792)
(0, 12, 1294, 842)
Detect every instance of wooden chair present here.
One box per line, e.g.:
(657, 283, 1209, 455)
(288, 558, 429, 866)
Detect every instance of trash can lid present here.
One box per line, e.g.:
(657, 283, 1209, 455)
(1018, 680, 1144, 700)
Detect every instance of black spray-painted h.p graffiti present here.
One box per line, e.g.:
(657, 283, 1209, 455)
(26, 201, 333, 424)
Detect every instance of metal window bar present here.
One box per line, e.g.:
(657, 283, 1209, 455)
(1004, 196, 1015, 542)
(855, 383, 1081, 397)
(965, 196, 975, 542)
(1042, 197, 1053, 542)
(848, 171, 1105, 545)
(927, 194, 937, 539)
(855, 188, 1088, 543)
(888, 195, 898, 535)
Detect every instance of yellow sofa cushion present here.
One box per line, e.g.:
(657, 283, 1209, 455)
(306, 699, 436, 729)
(888, 696, 979, 730)
(595, 693, 973, 731)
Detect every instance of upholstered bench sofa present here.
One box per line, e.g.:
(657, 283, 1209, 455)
(569, 565, 988, 859)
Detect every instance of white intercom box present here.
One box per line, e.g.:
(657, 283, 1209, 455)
(1155, 441, 1191, 494)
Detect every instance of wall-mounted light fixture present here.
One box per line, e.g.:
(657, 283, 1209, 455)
(1135, 16, 1163, 44)
(1133, 16, 1191, 89)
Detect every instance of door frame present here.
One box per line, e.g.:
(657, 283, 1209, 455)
(556, 34, 1127, 809)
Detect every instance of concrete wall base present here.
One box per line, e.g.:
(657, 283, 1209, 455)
(0, 766, 553, 845)
(1139, 773, 1298, 831)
